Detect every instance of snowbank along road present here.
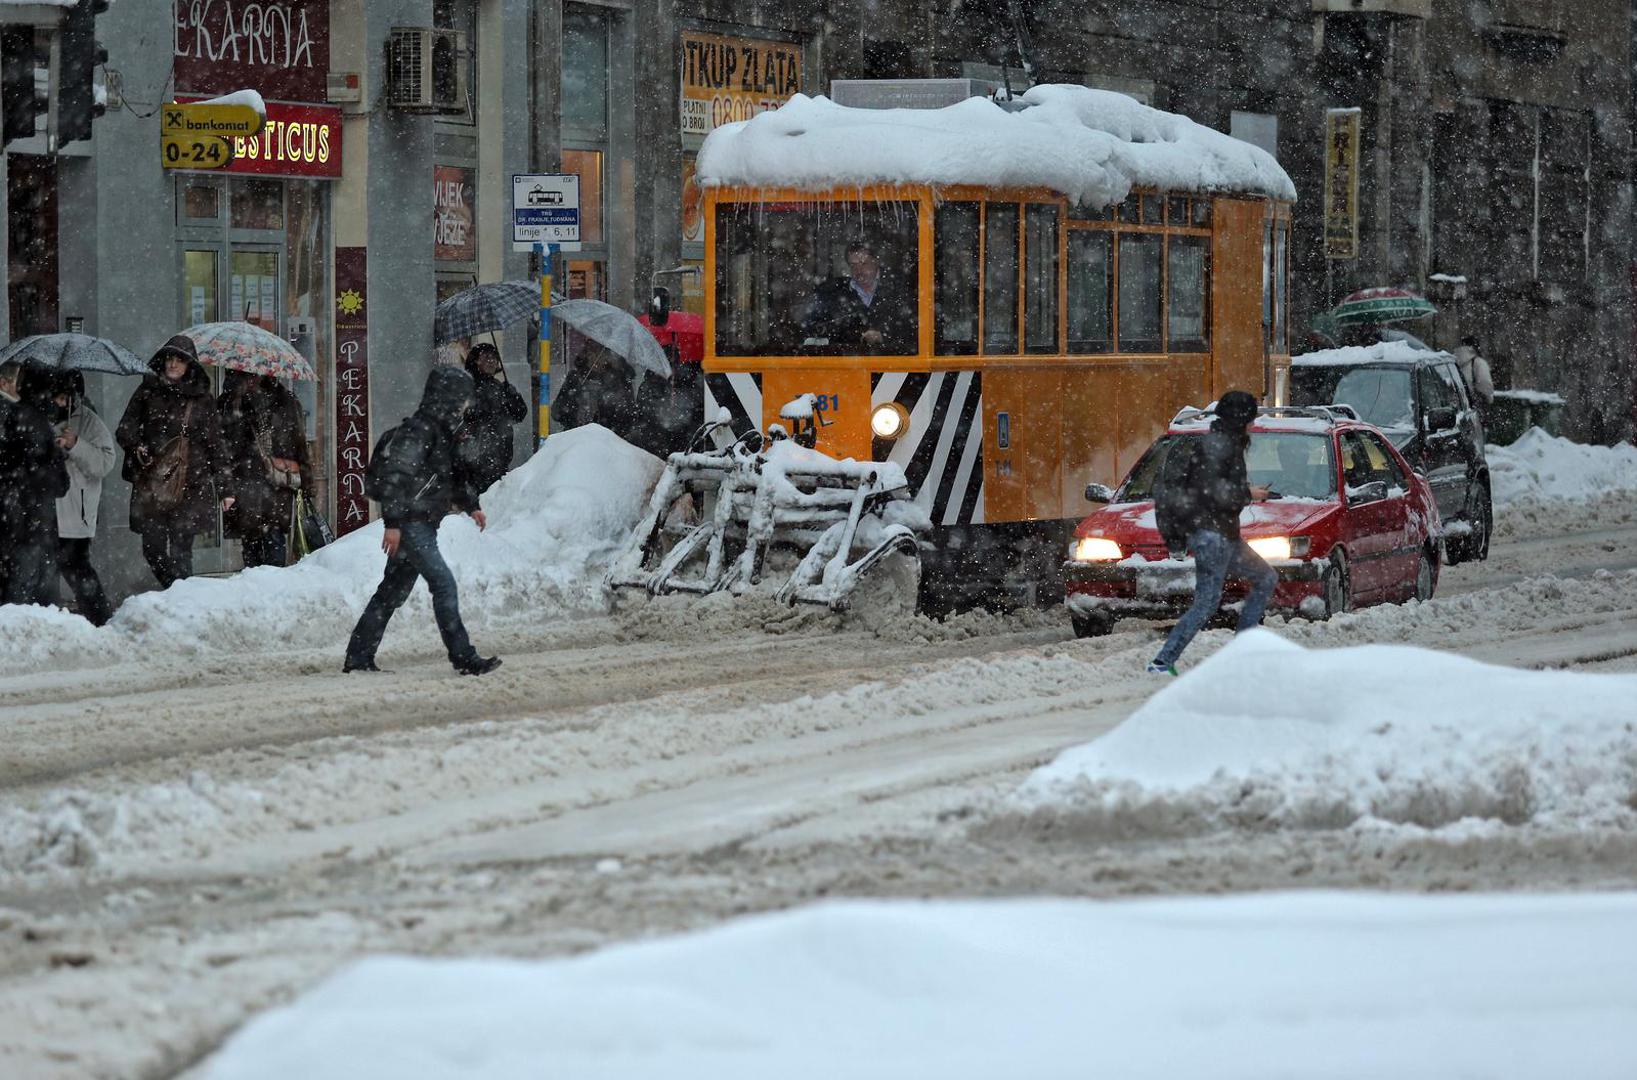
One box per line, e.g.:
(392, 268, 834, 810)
(2, 450, 1636, 1077)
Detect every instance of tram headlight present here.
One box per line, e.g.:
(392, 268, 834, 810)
(871, 402, 910, 440)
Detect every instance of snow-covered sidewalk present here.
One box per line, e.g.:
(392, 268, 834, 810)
(1488, 427, 1637, 505)
(200, 892, 1637, 1080)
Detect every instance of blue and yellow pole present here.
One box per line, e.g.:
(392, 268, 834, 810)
(535, 241, 555, 447)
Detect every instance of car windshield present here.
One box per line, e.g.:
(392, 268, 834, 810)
(1293, 366, 1415, 430)
(1119, 432, 1337, 502)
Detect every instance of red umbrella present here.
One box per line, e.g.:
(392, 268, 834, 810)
(638, 311, 704, 365)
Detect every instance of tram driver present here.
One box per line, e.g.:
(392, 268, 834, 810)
(801, 242, 914, 354)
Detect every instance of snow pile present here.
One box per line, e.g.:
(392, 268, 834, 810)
(0, 426, 662, 675)
(1486, 427, 1637, 506)
(1290, 339, 1447, 368)
(1016, 630, 1637, 835)
(201, 893, 1637, 1080)
(697, 85, 1294, 207)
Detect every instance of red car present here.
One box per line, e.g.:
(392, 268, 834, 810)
(1064, 405, 1443, 638)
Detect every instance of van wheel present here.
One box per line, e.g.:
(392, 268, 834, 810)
(1414, 546, 1437, 603)
(1321, 550, 1351, 618)
(1072, 612, 1114, 639)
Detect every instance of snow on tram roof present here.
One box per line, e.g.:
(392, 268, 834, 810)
(695, 85, 1297, 207)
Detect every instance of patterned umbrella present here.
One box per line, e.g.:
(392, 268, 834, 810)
(0, 333, 147, 375)
(178, 321, 318, 381)
(434, 281, 547, 345)
(1332, 286, 1437, 325)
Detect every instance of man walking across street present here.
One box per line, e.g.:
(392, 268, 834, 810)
(0, 360, 70, 604)
(1147, 389, 1277, 675)
(344, 366, 501, 676)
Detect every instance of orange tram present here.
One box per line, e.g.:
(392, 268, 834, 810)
(697, 84, 1294, 609)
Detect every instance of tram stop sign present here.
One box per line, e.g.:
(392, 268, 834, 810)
(160, 101, 265, 172)
(513, 174, 581, 250)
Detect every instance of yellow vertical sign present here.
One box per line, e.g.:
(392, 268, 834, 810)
(1324, 107, 1361, 260)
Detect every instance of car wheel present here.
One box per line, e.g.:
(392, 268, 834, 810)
(1072, 612, 1114, 639)
(1448, 483, 1492, 565)
(1413, 546, 1436, 603)
(1321, 550, 1351, 618)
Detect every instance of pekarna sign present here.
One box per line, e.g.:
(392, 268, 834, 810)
(173, 0, 331, 103)
(176, 97, 342, 179)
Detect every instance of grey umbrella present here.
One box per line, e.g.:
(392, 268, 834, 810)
(433, 281, 551, 345)
(549, 299, 672, 379)
(0, 333, 147, 376)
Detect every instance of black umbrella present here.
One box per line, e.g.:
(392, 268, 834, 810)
(0, 333, 147, 376)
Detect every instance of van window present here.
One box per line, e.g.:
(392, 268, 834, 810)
(935, 202, 980, 355)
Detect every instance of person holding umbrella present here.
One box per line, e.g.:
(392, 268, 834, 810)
(47, 370, 115, 624)
(0, 360, 70, 603)
(219, 370, 313, 567)
(116, 335, 233, 589)
(457, 343, 527, 496)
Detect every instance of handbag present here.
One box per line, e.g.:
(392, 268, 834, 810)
(255, 418, 302, 491)
(291, 491, 334, 558)
(136, 402, 197, 517)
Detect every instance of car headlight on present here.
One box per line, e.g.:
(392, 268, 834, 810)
(1071, 537, 1124, 562)
(871, 402, 910, 440)
(1247, 535, 1311, 560)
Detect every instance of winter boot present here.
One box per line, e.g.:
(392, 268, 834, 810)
(456, 655, 503, 677)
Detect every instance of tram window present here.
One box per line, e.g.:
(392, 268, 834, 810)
(935, 202, 980, 355)
(1166, 196, 1186, 226)
(1141, 195, 1163, 225)
(984, 204, 1019, 353)
(1067, 231, 1112, 353)
(712, 199, 919, 357)
(1167, 235, 1209, 352)
(1024, 204, 1059, 354)
(1067, 200, 1113, 222)
(1117, 233, 1162, 351)
(1192, 199, 1212, 227)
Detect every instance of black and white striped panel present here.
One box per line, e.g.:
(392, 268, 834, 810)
(871, 372, 985, 526)
(703, 372, 763, 445)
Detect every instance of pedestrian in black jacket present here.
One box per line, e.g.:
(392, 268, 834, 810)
(457, 343, 527, 495)
(0, 360, 70, 604)
(1148, 389, 1277, 675)
(344, 366, 500, 676)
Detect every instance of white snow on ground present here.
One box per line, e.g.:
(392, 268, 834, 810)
(0, 426, 661, 677)
(697, 84, 1294, 206)
(1487, 427, 1637, 505)
(1018, 629, 1637, 833)
(200, 893, 1637, 1080)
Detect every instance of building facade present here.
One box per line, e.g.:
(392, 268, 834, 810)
(2, 0, 1633, 600)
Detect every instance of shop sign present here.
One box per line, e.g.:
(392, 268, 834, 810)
(1324, 107, 1361, 260)
(434, 165, 476, 262)
(173, 0, 331, 103)
(175, 97, 342, 179)
(682, 154, 703, 245)
(334, 247, 370, 537)
(680, 31, 801, 137)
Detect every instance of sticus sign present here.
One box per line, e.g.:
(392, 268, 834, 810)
(173, 0, 332, 103)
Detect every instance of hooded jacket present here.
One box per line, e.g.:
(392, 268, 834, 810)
(1156, 418, 1253, 547)
(373, 366, 478, 529)
(115, 335, 231, 531)
(457, 350, 528, 494)
(0, 367, 70, 541)
(54, 399, 116, 539)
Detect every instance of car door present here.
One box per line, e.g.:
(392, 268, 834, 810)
(1337, 432, 1392, 598)
(1416, 365, 1466, 520)
(1359, 429, 1416, 592)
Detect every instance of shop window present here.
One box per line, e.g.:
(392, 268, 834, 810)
(1116, 233, 1161, 351)
(1067, 230, 1112, 353)
(983, 204, 1019, 353)
(1023, 204, 1059, 354)
(934, 202, 980, 355)
(562, 4, 610, 138)
(1167, 235, 1209, 352)
(230, 178, 284, 231)
(182, 250, 218, 325)
(179, 177, 221, 224)
(562, 148, 603, 244)
(229, 250, 280, 331)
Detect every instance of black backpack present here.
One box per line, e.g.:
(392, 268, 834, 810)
(363, 425, 404, 503)
(1152, 437, 1201, 553)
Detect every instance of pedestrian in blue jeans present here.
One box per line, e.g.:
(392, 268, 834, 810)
(344, 366, 501, 676)
(1149, 390, 1277, 675)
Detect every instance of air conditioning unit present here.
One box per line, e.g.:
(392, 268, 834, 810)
(384, 26, 468, 114)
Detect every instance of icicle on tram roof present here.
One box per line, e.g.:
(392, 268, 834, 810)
(695, 85, 1297, 210)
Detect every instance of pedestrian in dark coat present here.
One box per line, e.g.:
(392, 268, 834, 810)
(344, 365, 500, 677)
(0, 360, 70, 604)
(1147, 389, 1278, 675)
(457, 343, 527, 495)
(550, 341, 639, 437)
(50, 370, 115, 624)
(219, 371, 313, 567)
(115, 335, 233, 589)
